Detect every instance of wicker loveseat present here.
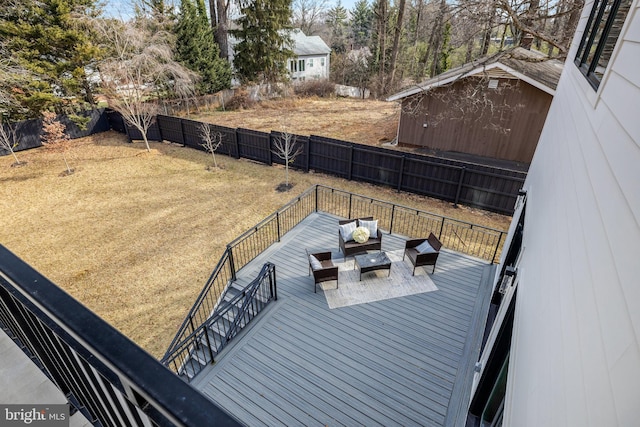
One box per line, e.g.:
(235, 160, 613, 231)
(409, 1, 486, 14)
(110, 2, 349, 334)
(338, 217, 382, 260)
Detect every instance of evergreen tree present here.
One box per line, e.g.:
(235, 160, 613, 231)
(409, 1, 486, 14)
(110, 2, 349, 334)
(230, 0, 294, 85)
(175, 0, 231, 94)
(350, 0, 373, 49)
(0, 0, 101, 119)
(326, 1, 348, 53)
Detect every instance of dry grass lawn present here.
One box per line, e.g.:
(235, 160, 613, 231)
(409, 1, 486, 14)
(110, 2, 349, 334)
(188, 96, 401, 146)
(0, 131, 510, 358)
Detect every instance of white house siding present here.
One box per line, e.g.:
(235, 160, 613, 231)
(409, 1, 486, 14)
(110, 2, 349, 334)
(289, 55, 329, 81)
(503, 1, 640, 426)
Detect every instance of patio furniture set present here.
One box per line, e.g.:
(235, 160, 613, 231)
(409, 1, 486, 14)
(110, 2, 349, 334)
(307, 217, 442, 292)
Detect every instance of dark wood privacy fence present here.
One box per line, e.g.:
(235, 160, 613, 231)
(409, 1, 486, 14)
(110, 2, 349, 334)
(112, 113, 525, 214)
(2, 109, 524, 214)
(0, 109, 111, 155)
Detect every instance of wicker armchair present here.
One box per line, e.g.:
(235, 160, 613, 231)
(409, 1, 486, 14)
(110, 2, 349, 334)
(403, 233, 443, 275)
(306, 250, 339, 293)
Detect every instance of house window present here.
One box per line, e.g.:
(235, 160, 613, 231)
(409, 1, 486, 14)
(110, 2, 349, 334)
(298, 59, 305, 72)
(308, 58, 314, 67)
(290, 60, 297, 73)
(320, 57, 325, 67)
(574, 0, 632, 90)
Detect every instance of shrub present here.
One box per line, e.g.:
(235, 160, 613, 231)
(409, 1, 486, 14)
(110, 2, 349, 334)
(294, 80, 336, 98)
(225, 89, 256, 110)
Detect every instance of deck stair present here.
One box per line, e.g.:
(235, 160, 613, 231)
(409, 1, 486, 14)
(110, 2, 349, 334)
(161, 262, 277, 381)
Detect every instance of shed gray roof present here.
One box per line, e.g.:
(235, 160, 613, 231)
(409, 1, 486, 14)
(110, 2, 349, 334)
(289, 29, 331, 56)
(387, 47, 564, 101)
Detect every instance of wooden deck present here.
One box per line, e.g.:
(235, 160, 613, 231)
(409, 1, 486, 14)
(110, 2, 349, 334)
(191, 212, 495, 427)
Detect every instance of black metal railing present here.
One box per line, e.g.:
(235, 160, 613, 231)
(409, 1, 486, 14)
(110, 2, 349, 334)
(0, 245, 241, 427)
(315, 185, 507, 262)
(161, 263, 276, 380)
(164, 184, 508, 373)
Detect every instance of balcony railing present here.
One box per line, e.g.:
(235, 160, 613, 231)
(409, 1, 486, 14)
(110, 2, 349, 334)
(163, 185, 507, 375)
(0, 245, 241, 427)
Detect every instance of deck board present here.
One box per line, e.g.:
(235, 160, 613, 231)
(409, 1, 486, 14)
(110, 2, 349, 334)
(193, 212, 494, 426)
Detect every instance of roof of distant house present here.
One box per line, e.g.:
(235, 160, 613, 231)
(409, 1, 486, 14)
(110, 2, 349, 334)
(289, 29, 331, 56)
(387, 47, 564, 101)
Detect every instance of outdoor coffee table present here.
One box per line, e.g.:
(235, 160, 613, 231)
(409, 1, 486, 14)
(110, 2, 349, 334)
(354, 252, 392, 281)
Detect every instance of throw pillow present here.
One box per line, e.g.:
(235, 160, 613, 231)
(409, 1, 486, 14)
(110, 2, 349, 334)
(352, 226, 370, 243)
(339, 221, 357, 241)
(416, 240, 437, 254)
(359, 219, 378, 237)
(309, 254, 323, 270)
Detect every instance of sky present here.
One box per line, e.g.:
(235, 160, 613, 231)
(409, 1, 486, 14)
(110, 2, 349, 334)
(103, 0, 360, 20)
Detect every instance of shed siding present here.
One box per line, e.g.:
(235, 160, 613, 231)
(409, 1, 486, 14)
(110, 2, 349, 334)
(504, 1, 640, 425)
(398, 78, 552, 163)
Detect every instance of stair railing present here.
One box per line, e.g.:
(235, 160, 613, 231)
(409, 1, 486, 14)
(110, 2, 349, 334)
(161, 262, 276, 380)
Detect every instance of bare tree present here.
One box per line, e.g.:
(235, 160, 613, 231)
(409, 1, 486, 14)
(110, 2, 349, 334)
(293, 0, 330, 35)
(94, 18, 196, 152)
(272, 129, 303, 190)
(0, 122, 23, 166)
(199, 123, 223, 169)
(41, 111, 73, 175)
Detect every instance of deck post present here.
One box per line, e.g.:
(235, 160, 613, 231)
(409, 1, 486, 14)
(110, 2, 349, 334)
(348, 193, 353, 219)
(439, 217, 445, 239)
(276, 212, 281, 242)
(491, 231, 504, 264)
(390, 205, 396, 234)
(227, 245, 236, 281)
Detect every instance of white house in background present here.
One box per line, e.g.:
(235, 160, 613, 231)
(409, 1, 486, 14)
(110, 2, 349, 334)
(227, 29, 331, 85)
(287, 29, 331, 82)
(467, 0, 639, 425)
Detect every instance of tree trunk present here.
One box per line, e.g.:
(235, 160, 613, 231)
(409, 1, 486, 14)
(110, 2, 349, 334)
(389, 0, 406, 89)
(212, 0, 229, 60)
(428, 0, 447, 77)
(377, 0, 388, 95)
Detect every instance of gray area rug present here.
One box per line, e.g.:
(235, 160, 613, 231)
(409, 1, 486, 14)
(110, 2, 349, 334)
(320, 250, 438, 309)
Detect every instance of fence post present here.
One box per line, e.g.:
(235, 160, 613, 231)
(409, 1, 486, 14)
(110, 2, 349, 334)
(454, 167, 466, 207)
(315, 185, 319, 212)
(347, 145, 354, 180)
(233, 129, 240, 159)
(305, 137, 310, 172)
(276, 211, 281, 242)
(438, 217, 445, 239)
(348, 193, 353, 219)
(180, 118, 187, 147)
(397, 156, 406, 192)
(157, 116, 164, 142)
(491, 231, 504, 264)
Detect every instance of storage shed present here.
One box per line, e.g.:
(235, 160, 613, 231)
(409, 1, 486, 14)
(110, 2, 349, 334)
(388, 48, 563, 164)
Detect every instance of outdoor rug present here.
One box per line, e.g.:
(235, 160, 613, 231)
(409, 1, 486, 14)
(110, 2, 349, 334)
(320, 250, 438, 309)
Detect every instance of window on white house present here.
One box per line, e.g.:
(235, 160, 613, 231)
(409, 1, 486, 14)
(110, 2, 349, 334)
(298, 59, 305, 72)
(320, 57, 325, 67)
(308, 59, 314, 67)
(290, 60, 297, 73)
(575, 0, 632, 90)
